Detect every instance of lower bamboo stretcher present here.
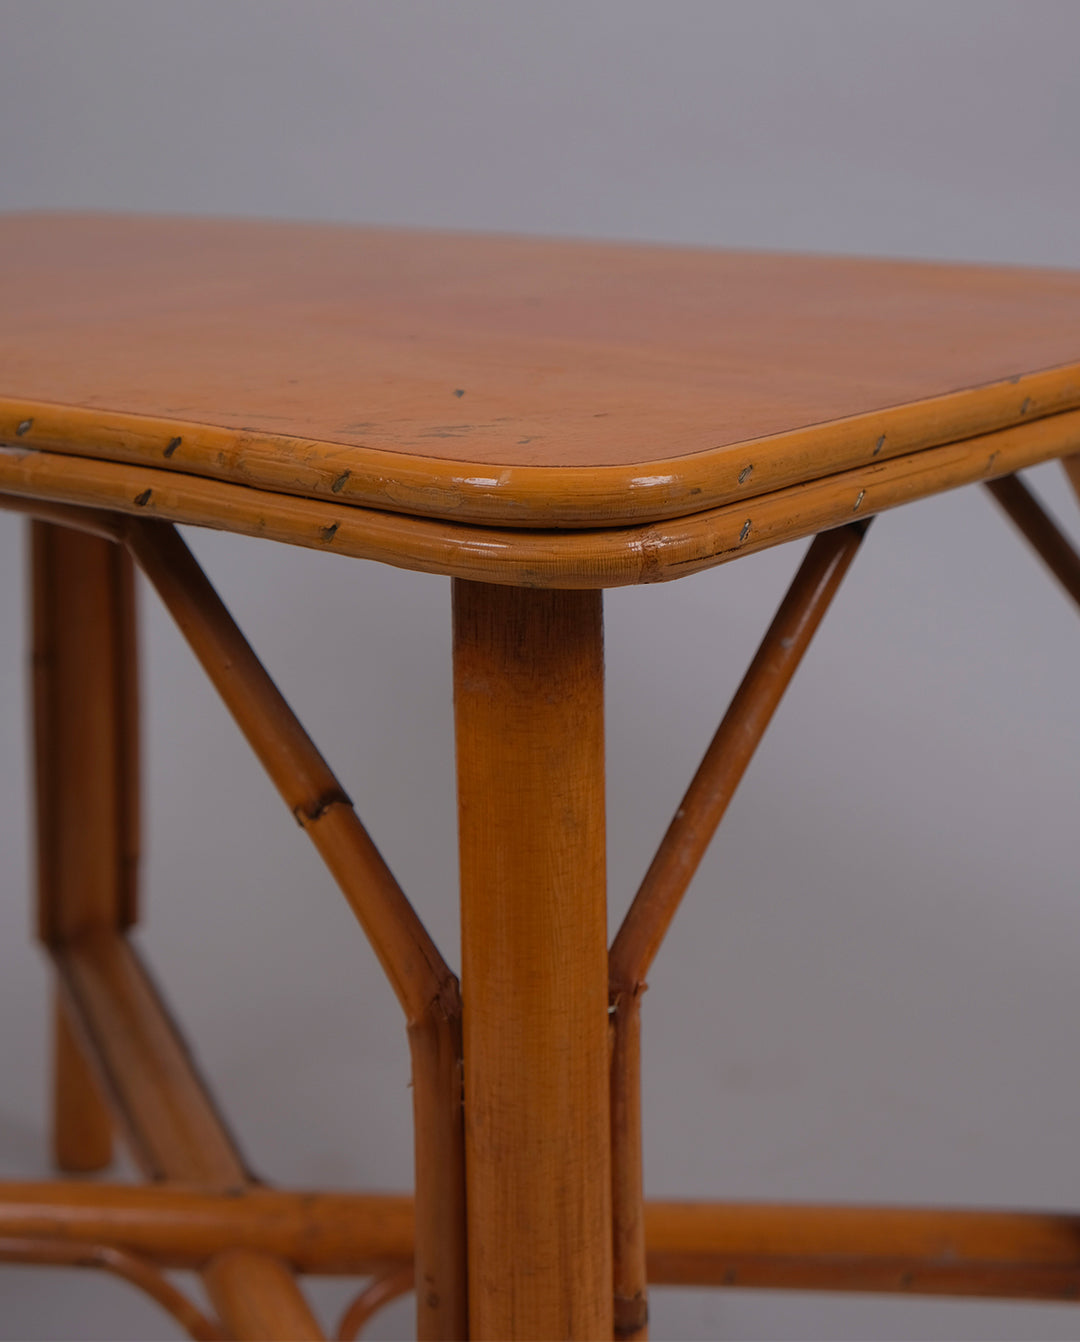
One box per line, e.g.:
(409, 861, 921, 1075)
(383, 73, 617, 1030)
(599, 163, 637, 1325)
(3, 1183, 1079, 1303)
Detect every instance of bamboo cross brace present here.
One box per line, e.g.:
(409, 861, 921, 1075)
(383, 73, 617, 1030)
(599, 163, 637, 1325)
(121, 517, 455, 1023)
(608, 521, 871, 1338)
(984, 473, 1080, 611)
(49, 927, 327, 1339)
(119, 515, 466, 1340)
(51, 930, 250, 1188)
(6, 501, 466, 1339)
(609, 521, 872, 992)
(1063, 454, 1080, 510)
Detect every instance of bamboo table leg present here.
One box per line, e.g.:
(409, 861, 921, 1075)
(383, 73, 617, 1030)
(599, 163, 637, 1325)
(29, 519, 325, 1340)
(31, 522, 138, 1173)
(453, 582, 613, 1341)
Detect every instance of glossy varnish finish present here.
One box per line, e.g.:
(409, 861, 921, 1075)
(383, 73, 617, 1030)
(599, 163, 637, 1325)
(5, 218, 1080, 1340)
(2, 214, 1080, 526)
(3, 402, 1079, 588)
(454, 582, 613, 1340)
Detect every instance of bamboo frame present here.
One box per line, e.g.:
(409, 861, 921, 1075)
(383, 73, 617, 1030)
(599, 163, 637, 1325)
(202, 1251, 323, 1341)
(2, 357, 1079, 529)
(609, 523, 871, 990)
(51, 931, 249, 1187)
(0, 1184, 414, 1275)
(0, 403, 1077, 588)
(120, 515, 466, 1341)
(51, 930, 326, 1338)
(3, 457, 1080, 1338)
(31, 523, 139, 1174)
(120, 518, 455, 1022)
(336, 1265, 417, 1341)
(984, 474, 1080, 609)
(10, 500, 468, 1338)
(608, 523, 870, 1337)
(1065, 454, 1080, 506)
(29, 520, 327, 1339)
(0, 1237, 225, 1340)
(31, 525, 140, 944)
(453, 582, 613, 1340)
(5, 1184, 1080, 1305)
(642, 1201, 1080, 1300)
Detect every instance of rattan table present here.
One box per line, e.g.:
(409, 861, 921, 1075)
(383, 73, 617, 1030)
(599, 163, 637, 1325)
(2, 214, 1080, 1341)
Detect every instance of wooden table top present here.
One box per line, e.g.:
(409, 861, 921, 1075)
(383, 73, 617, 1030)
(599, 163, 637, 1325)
(2, 213, 1080, 537)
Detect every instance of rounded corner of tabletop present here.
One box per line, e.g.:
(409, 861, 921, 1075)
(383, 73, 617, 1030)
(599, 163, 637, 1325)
(1, 212, 1079, 589)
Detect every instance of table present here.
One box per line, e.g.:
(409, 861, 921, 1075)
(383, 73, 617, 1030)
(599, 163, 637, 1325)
(1, 214, 1079, 1341)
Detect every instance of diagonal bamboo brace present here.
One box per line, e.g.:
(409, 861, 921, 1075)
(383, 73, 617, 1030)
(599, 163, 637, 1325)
(609, 521, 871, 1339)
(610, 521, 872, 990)
(120, 516, 465, 1340)
(984, 473, 1080, 611)
(121, 516, 453, 1022)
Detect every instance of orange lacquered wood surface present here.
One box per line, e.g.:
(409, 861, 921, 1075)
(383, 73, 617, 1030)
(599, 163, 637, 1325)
(6, 215, 1080, 1340)
(2, 213, 1080, 530)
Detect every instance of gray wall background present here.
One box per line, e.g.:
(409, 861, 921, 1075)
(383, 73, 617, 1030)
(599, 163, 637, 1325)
(1, 3, 1079, 1338)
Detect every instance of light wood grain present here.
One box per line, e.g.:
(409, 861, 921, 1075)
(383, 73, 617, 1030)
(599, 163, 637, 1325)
(454, 582, 612, 1340)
